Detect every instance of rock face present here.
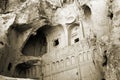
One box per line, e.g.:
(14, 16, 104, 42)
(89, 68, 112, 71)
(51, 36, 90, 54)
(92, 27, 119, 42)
(0, 0, 120, 80)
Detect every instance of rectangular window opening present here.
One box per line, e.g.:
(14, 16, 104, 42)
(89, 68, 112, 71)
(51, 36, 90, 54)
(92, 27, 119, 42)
(53, 39, 59, 46)
(74, 38, 79, 43)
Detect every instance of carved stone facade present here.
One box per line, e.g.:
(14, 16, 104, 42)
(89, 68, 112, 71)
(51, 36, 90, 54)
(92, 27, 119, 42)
(0, 0, 120, 80)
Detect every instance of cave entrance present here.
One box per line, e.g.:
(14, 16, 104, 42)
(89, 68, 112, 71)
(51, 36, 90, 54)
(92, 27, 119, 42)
(22, 26, 47, 56)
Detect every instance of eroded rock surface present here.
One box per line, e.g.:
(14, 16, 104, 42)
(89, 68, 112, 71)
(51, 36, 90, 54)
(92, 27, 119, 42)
(0, 0, 120, 80)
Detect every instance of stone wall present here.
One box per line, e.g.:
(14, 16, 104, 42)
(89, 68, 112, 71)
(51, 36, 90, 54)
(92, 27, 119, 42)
(42, 39, 102, 80)
(0, 0, 120, 80)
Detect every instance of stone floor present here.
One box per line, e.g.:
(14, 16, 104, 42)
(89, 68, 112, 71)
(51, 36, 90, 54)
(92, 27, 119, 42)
(0, 75, 34, 80)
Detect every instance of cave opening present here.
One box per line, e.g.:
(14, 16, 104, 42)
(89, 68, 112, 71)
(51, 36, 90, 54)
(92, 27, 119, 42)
(15, 59, 40, 78)
(22, 26, 48, 57)
(8, 63, 12, 71)
(82, 4, 92, 20)
(102, 50, 108, 67)
(108, 11, 113, 20)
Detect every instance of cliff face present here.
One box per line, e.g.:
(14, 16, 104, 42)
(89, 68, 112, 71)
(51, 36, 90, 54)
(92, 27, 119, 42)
(0, 0, 119, 80)
(104, 0, 120, 80)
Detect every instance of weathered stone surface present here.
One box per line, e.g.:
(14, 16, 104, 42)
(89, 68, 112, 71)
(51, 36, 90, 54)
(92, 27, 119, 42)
(0, 0, 120, 80)
(0, 13, 16, 48)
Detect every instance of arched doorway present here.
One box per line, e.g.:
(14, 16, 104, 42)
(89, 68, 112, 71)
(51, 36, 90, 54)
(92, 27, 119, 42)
(68, 23, 80, 45)
(22, 26, 47, 56)
(82, 4, 92, 20)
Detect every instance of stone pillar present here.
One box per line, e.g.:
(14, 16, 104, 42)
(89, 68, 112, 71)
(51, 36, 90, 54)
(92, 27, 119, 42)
(32, 67, 35, 77)
(29, 68, 32, 78)
(63, 25, 69, 46)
